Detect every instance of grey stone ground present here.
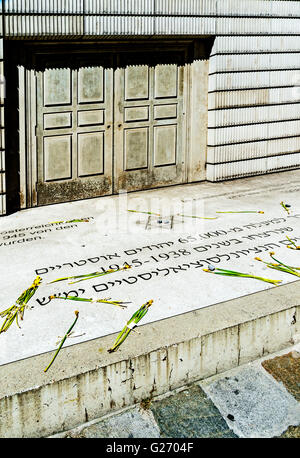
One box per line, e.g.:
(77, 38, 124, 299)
(51, 344, 300, 439)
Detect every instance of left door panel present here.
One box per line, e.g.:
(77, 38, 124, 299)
(34, 58, 113, 206)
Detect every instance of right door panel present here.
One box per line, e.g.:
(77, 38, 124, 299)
(114, 51, 186, 193)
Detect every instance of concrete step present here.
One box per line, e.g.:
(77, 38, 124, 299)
(1, 281, 299, 437)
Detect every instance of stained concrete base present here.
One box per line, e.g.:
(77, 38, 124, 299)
(51, 343, 300, 439)
(1, 170, 300, 437)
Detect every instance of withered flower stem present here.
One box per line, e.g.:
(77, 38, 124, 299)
(280, 202, 291, 215)
(216, 211, 264, 214)
(50, 295, 129, 309)
(0, 276, 42, 334)
(203, 267, 281, 285)
(108, 300, 153, 353)
(44, 311, 79, 373)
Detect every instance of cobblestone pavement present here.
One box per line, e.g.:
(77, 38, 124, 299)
(51, 344, 300, 439)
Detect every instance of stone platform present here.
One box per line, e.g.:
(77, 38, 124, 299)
(0, 170, 300, 437)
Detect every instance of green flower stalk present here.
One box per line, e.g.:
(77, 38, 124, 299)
(286, 235, 300, 250)
(128, 210, 161, 216)
(49, 295, 130, 309)
(108, 300, 153, 353)
(177, 214, 217, 220)
(44, 310, 79, 373)
(255, 253, 300, 278)
(0, 276, 42, 334)
(50, 218, 91, 224)
(216, 211, 264, 214)
(280, 202, 291, 215)
(203, 267, 281, 285)
(48, 265, 131, 285)
(269, 251, 300, 272)
(264, 264, 300, 278)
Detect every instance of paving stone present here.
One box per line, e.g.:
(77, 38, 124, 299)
(63, 407, 160, 438)
(262, 351, 300, 401)
(200, 366, 300, 438)
(149, 385, 237, 438)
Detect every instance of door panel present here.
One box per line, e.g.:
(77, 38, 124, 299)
(124, 127, 149, 170)
(154, 64, 178, 98)
(153, 124, 177, 166)
(77, 131, 104, 176)
(125, 65, 149, 100)
(44, 112, 72, 130)
(31, 49, 188, 205)
(78, 67, 104, 104)
(35, 56, 113, 206)
(114, 52, 186, 193)
(43, 135, 72, 181)
(44, 68, 71, 106)
(78, 110, 104, 127)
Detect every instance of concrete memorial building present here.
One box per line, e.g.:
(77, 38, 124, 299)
(0, 0, 300, 215)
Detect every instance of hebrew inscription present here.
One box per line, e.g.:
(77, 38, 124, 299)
(32, 214, 300, 306)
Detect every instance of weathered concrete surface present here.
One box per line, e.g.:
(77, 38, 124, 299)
(0, 170, 300, 437)
(56, 385, 237, 439)
(51, 344, 300, 439)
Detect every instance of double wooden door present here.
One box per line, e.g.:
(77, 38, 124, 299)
(28, 49, 187, 206)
